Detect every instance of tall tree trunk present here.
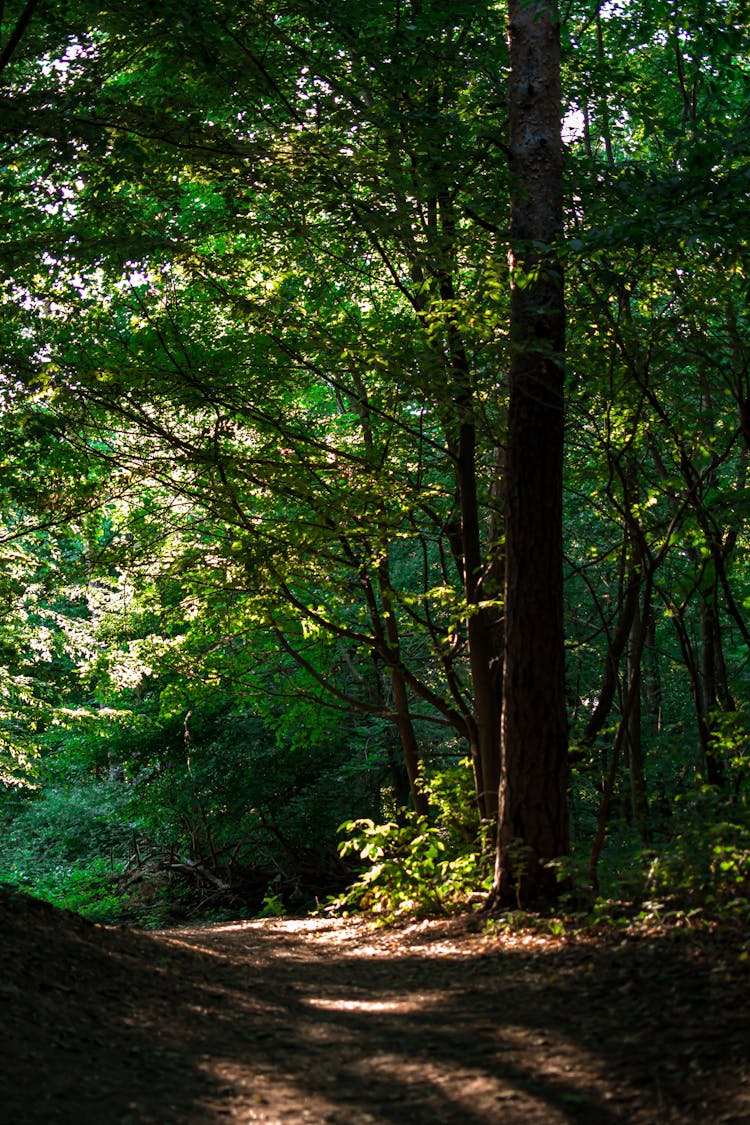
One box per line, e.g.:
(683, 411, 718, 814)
(491, 0, 569, 905)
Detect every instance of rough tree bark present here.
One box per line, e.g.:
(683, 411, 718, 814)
(490, 0, 569, 904)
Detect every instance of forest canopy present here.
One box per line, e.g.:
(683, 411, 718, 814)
(0, 0, 749, 925)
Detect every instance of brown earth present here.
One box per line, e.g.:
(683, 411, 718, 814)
(1, 886, 749, 1124)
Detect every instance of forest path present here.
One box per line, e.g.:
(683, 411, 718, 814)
(2, 888, 748, 1124)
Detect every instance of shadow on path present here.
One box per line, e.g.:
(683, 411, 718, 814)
(1, 892, 748, 1123)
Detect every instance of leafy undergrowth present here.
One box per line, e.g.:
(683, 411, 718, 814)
(3, 765, 748, 937)
(325, 796, 750, 938)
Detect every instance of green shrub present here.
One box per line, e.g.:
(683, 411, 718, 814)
(330, 808, 493, 922)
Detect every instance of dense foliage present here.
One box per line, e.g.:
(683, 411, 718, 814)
(0, 0, 749, 925)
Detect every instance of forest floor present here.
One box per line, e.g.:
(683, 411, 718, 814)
(1, 886, 749, 1124)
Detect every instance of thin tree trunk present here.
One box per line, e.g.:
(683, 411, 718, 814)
(666, 601, 717, 784)
(347, 371, 430, 814)
(378, 560, 429, 816)
(368, 653, 411, 812)
(642, 604, 663, 738)
(626, 594, 651, 844)
(457, 413, 503, 821)
(595, 4, 615, 165)
(577, 536, 641, 751)
(441, 234, 504, 820)
(699, 591, 732, 786)
(589, 576, 653, 892)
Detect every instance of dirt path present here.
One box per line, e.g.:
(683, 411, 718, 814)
(1, 888, 748, 1123)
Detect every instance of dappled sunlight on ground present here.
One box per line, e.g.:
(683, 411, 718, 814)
(1, 889, 748, 1123)
(304, 993, 446, 1013)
